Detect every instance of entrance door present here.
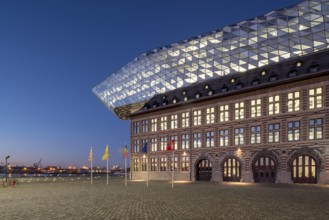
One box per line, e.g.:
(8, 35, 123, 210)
(196, 159, 212, 181)
(292, 155, 317, 184)
(253, 156, 276, 183)
(223, 158, 241, 182)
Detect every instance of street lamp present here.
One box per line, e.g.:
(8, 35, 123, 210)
(5, 155, 10, 182)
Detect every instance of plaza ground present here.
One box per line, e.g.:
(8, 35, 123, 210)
(1, 176, 329, 220)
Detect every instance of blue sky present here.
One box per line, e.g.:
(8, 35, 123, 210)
(0, 0, 302, 168)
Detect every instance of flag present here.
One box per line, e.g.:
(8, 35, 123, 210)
(123, 145, 128, 158)
(88, 147, 93, 162)
(142, 142, 147, 153)
(166, 140, 174, 151)
(102, 145, 109, 161)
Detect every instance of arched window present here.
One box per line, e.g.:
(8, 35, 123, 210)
(292, 155, 317, 183)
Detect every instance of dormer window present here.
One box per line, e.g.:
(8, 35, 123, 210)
(308, 62, 319, 73)
(182, 90, 186, 95)
(162, 95, 166, 100)
(230, 78, 236, 83)
(152, 103, 158, 108)
(204, 84, 209, 90)
(251, 79, 260, 86)
(173, 99, 177, 104)
(208, 90, 213, 96)
(261, 70, 267, 76)
(184, 96, 188, 101)
(296, 61, 303, 67)
(162, 101, 167, 106)
(195, 92, 201, 99)
(221, 85, 228, 92)
(288, 70, 297, 77)
(269, 75, 278, 82)
(235, 83, 243, 89)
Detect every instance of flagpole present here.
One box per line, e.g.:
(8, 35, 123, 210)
(91, 159, 93, 185)
(125, 156, 127, 186)
(147, 153, 149, 188)
(172, 150, 174, 189)
(107, 158, 109, 185)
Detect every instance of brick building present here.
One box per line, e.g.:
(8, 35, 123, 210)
(93, 0, 329, 183)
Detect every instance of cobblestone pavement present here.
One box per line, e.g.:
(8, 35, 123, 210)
(1, 177, 329, 220)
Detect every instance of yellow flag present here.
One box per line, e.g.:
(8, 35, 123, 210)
(102, 145, 109, 160)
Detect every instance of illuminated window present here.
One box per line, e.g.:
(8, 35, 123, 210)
(151, 158, 157, 171)
(133, 121, 139, 134)
(133, 140, 139, 153)
(170, 156, 178, 171)
(219, 129, 229, 147)
(142, 120, 148, 133)
(234, 128, 244, 145)
(250, 125, 261, 144)
(309, 118, 323, 140)
(268, 123, 280, 143)
(268, 95, 280, 115)
(219, 105, 229, 122)
(309, 87, 322, 109)
(181, 134, 189, 149)
(287, 91, 300, 112)
(181, 156, 189, 171)
(160, 116, 167, 130)
(170, 135, 178, 150)
(160, 157, 167, 171)
(151, 138, 157, 152)
(151, 118, 157, 132)
(160, 137, 167, 151)
(193, 132, 201, 148)
(141, 158, 147, 171)
(171, 114, 178, 129)
(288, 121, 300, 141)
(182, 112, 189, 128)
(292, 155, 317, 183)
(206, 107, 215, 124)
(193, 110, 202, 126)
(206, 131, 214, 147)
(251, 99, 262, 117)
(133, 158, 139, 171)
(234, 102, 244, 120)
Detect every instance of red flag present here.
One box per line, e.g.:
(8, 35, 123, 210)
(166, 140, 174, 151)
(123, 145, 128, 158)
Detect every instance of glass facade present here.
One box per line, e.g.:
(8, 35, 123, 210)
(93, 0, 329, 119)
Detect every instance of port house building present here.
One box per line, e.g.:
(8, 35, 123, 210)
(94, 0, 329, 184)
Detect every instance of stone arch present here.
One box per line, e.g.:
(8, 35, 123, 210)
(249, 149, 281, 170)
(192, 152, 216, 181)
(287, 147, 324, 172)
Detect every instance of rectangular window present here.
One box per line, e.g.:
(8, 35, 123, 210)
(288, 121, 300, 141)
(250, 125, 261, 144)
(133, 121, 139, 134)
(133, 140, 139, 153)
(181, 134, 189, 149)
(142, 120, 148, 133)
(219, 105, 229, 122)
(170, 156, 178, 171)
(151, 158, 157, 171)
(182, 112, 189, 128)
(171, 114, 178, 129)
(287, 91, 300, 112)
(181, 156, 189, 171)
(234, 128, 244, 145)
(219, 129, 229, 147)
(151, 138, 157, 152)
(170, 135, 178, 150)
(234, 102, 244, 120)
(141, 158, 147, 171)
(206, 131, 214, 147)
(160, 157, 167, 171)
(268, 123, 280, 143)
(193, 132, 201, 148)
(160, 116, 167, 131)
(133, 158, 139, 171)
(193, 110, 202, 126)
(269, 95, 280, 115)
(309, 118, 323, 140)
(309, 87, 322, 109)
(206, 107, 215, 124)
(251, 99, 262, 117)
(160, 137, 167, 151)
(151, 118, 157, 132)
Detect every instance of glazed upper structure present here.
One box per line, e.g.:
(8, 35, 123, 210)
(93, 0, 329, 119)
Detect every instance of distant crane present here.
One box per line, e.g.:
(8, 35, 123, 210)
(33, 158, 42, 170)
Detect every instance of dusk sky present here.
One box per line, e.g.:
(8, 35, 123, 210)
(0, 0, 302, 168)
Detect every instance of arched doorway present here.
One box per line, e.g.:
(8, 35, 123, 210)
(253, 156, 276, 183)
(196, 159, 212, 181)
(292, 155, 317, 183)
(223, 157, 241, 182)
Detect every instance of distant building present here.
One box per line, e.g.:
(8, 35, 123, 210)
(94, 0, 329, 184)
